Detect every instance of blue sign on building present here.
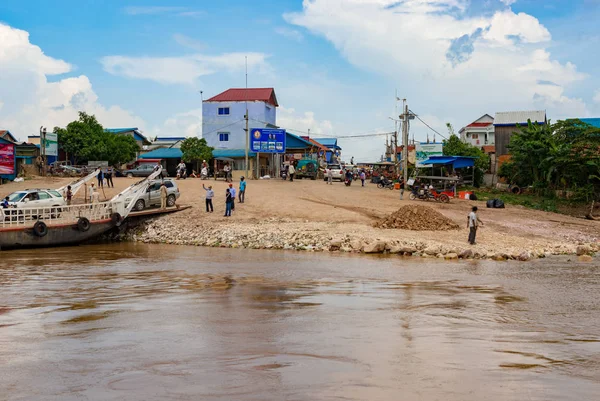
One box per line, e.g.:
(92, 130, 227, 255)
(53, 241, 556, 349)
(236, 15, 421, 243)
(250, 128, 286, 153)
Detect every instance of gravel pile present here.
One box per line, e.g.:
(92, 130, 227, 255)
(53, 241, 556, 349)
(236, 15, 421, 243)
(373, 205, 460, 231)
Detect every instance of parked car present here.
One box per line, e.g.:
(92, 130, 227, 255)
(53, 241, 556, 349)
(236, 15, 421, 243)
(122, 164, 162, 178)
(126, 179, 180, 211)
(323, 164, 345, 181)
(5, 189, 66, 208)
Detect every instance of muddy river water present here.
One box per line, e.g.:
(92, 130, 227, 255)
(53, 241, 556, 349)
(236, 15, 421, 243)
(1, 244, 599, 400)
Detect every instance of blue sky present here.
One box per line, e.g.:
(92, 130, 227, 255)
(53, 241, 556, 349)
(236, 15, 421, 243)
(1, 0, 599, 161)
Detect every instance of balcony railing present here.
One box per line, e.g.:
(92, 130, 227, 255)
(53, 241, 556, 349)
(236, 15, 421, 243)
(1, 201, 125, 229)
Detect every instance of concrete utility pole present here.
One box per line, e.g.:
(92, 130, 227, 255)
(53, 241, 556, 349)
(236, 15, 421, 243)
(401, 101, 410, 188)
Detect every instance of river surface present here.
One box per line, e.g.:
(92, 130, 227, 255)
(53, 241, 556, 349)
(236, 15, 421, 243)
(1, 244, 599, 401)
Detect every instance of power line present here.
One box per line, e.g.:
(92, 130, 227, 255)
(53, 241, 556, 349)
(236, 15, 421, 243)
(409, 110, 448, 140)
(248, 117, 394, 140)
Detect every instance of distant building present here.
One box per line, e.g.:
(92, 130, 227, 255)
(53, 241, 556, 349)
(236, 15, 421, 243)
(147, 137, 186, 150)
(203, 88, 278, 171)
(572, 118, 600, 129)
(494, 110, 547, 157)
(105, 128, 151, 156)
(313, 138, 342, 163)
(459, 114, 494, 148)
(0, 130, 17, 143)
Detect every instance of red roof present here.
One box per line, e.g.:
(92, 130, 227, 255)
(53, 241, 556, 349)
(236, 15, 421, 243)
(467, 122, 493, 128)
(205, 88, 278, 107)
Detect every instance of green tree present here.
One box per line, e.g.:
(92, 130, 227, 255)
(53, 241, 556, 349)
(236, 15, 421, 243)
(180, 137, 214, 171)
(499, 119, 600, 216)
(443, 124, 489, 187)
(55, 111, 138, 165)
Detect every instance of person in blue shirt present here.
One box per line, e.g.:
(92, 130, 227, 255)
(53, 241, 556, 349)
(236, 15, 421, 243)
(239, 176, 247, 203)
(2, 196, 9, 208)
(228, 183, 236, 211)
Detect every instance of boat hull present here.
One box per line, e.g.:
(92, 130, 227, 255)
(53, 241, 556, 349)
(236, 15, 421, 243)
(0, 219, 116, 250)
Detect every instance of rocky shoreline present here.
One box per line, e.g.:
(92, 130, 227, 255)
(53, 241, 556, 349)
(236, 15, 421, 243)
(125, 216, 598, 262)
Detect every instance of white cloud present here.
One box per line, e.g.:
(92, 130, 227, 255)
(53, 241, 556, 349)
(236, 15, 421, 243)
(275, 27, 304, 42)
(172, 33, 206, 51)
(155, 108, 203, 138)
(277, 106, 333, 135)
(285, 0, 592, 131)
(101, 52, 270, 85)
(0, 23, 144, 141)
(499, 0, 518, 6)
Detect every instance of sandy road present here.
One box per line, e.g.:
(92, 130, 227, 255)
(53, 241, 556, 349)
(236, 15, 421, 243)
(2, 175, 598, 255)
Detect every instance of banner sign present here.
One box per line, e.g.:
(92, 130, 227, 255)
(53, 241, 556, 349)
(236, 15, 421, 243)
(416, 142, 443, 167)
(250, 128, 286, 154)
(42, 132, 58, 156)
(0, 143, 15, 175)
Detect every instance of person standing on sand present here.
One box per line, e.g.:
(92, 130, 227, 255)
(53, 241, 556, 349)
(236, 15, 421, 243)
(88, 183, 95, 204)
(399, 178, 405, 200)
(224, 188, 232, 217)
(360, 170, 366, 187)
(468, 206, 484, 245)
(239, 176, 246, 203)
(288, 163, 296, 182)
(66, 186, 73, 206)
(160, 182, 168, 209)
(105, 167, 114, 188)
(202, 184, 214, 212)
(229, 183, 236, 211)
(97, 167, 104, 188)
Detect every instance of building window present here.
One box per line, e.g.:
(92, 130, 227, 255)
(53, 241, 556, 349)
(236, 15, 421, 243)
(219, 132, 229, 142)
(218, 107, 230, 116)
(472, 133, 478, 139)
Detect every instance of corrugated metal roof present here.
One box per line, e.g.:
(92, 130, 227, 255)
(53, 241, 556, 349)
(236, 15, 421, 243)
(155, 137, 186, 141)
(421, 156, 476, 168)
(301, 137, 329, 152)
(467, 122, 493, 128)
(494, 111, 546, 126)
(205, 88, 278, 107)
(213, 149, 257, 158)
(578, 118, 600, 128)
(286, 132, 314, 149)
(139, 148, 182, 159)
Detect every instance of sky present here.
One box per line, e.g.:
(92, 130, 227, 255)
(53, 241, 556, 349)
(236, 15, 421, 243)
(1, 0, 599, 162)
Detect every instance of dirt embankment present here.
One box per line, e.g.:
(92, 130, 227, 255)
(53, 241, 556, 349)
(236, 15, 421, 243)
(1, 176, 599, 261)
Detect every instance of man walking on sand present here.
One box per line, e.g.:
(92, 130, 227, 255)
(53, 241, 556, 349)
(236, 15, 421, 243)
(202, 184, 214, 212)
(360, 170, 366, 187)
(160, 182, 168, 209)
(239, 176, 246, 203)
(288, 163, 295, 182)
(327, 167, 333, 185)
(468, 206, 484, 245)
(399, 178, 405, 200)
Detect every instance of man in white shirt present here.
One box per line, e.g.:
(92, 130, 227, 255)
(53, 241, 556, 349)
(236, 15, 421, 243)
(467, 206, 484, 245)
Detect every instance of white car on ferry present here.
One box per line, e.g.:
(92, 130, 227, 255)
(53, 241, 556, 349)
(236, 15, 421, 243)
(5, 189, 66, 208)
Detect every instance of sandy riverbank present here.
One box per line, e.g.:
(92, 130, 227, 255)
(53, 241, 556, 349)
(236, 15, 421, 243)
(2, 175, 599, 260)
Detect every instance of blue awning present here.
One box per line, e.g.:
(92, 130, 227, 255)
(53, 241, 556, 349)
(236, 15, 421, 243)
(213, 149, 256, 158)
(420, 156, 476, 168)
(139, 148, 183, 159)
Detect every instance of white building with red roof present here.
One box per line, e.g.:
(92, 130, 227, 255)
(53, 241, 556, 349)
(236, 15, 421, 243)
(202, 88, 278, 160)
(458, 114, 495, 148)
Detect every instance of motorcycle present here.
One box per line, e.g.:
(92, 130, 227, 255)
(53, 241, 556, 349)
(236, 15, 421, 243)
(344, 177, 352, 186)
(377, 178, 394, 190)
(409, 187, 450, 203)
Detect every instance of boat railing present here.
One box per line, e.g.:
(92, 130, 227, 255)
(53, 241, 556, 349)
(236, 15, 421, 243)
(1, 201, 126, 228)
